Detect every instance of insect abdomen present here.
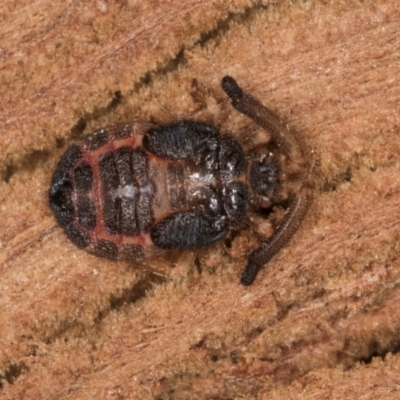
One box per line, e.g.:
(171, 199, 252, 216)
(50, 124, 153, 261)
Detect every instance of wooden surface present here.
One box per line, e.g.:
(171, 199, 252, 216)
(1, 0, 400, 398)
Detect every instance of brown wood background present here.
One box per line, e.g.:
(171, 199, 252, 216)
(1, 0, 400, 398)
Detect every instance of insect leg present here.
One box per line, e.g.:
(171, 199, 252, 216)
(150, 211, 229, 249)
(143, 120, 219, 161)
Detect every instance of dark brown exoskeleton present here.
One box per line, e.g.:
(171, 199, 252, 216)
(49, 76, 308, 285)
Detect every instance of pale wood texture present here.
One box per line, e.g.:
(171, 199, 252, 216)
(1, 0, 400, 399)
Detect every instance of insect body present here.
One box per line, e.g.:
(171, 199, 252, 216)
(49, 77, 308, 285)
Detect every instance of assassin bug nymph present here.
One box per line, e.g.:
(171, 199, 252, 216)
(49, 76, 308, 285)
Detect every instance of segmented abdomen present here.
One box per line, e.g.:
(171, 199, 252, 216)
(50, 124, 156, 261)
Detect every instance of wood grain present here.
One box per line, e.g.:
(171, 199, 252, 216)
(1, 0, 400, 398)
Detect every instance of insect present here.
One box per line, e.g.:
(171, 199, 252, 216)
(49, 76, 308, 285)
